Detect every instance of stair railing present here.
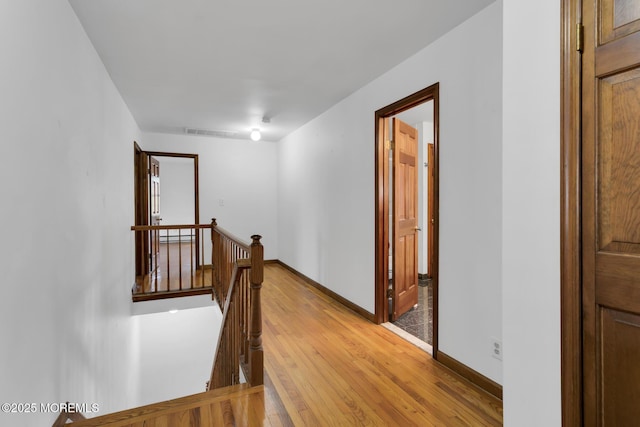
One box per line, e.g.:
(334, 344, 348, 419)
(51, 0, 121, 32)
(208, 218, 264, 389)
(130, 224, 214, 301)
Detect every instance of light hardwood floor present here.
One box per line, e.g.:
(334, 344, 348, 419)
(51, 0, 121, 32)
(74, 263, 503, 426)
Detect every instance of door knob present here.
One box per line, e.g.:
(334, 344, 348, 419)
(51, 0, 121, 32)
(414, 226, 422, 231)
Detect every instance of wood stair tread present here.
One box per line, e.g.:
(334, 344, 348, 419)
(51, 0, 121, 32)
(72, 384, 259, 426)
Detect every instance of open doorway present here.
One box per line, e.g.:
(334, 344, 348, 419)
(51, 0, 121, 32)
(133, 143, 202, 295)
(374, 84, 440, 357)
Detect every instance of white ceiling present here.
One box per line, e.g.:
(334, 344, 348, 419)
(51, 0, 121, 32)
(69, 0, 494, 142)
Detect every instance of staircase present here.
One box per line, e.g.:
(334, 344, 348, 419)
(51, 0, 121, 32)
(67, 220, 265, 426)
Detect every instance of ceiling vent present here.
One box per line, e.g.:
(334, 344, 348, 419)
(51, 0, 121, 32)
(184, 127, 238, 138)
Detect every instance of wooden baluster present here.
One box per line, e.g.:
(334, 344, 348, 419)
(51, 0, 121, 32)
(165, 229, 170, 291)
(199, 225, 204, 289)
(249, 235, 264, 386)
(210, 227, 214, 290)
(233, 285, 239, 384)
(245, 269, 250, 363)
(197, 226, 201, 290)
(225, 239, 230, 302)
(153, 229, 158, 292)
(221, 235, 225, 302)
(190, 228, 195, 290)
(178, 228, 183, 290)
(220, 236, 224, 296)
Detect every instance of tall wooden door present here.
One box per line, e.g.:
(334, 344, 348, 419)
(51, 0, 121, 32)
(134, 144, 148, 277)
(583, 0, 640, 423)
(149, 156, 161, 273)
(391, 118, 419, 320)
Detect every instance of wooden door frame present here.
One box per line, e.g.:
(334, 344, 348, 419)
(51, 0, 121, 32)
(427, 143, 435, 278)
(374, 83, 440, 358)
(133, 146, 201, 273)
(560, 0, 582, 424)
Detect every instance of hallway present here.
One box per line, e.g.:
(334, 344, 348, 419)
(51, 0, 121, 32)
(261, 264, 501, 425)
(76, 263, 502, 426)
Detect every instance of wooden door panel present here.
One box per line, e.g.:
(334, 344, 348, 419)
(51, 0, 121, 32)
(601, 308, 640, 426)
(601, 0, 640, 42)
(598, 69, 640, 253)
(585, 0, 640, 423)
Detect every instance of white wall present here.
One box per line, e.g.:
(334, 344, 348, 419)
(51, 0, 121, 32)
(141, 132, 278, 260)
(278, 2, 503, 383)
(502, 0, 561, 425)
(0, 1, 141, 425)
(157, 157, 196, 234)
(137, 304, 221, 406)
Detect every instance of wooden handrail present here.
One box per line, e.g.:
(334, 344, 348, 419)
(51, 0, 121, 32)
(209, 223, 251, 252)
(208, 219, 264, 389)
(130, 223, 213, 231)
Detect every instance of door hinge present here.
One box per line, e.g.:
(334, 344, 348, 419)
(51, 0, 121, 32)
(576, 23, 584, 53)
(387, 289, 393, 299)
(385, 139, 394, 150)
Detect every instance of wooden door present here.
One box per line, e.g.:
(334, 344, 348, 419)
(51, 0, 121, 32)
(149, 156, 161, 273)
(391, 118, 419, 320)
(583, 0, 640, 424)
(134, 143, 149, 277)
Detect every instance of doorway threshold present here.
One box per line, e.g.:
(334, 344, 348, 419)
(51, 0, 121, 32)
(382, 322, 433, 355)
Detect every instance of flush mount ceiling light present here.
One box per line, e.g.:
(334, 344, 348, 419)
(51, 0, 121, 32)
(250, 128, 261, 141)
(168, 309, 178, 314)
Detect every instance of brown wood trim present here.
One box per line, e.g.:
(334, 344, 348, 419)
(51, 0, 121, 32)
(134, 147, 201, 271)
(437, 351, 503, 400)
(142, 150, 200, 265)
(264, 259, 279, 264)
(132, 287, 213, 302)
(143, 150, 200, 225)
(374, 83, 440, 359)
(131, 224, 213, 231)
(194, 155, 200, 226)
(561, 0, 583, 425)
(431, 85, 440, 360)
(374, 115, 389, 324)
(142, 150, 199, 159)
(275, 260, 375, 322)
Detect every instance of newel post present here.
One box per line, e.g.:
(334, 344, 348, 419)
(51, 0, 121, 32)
(211, 218, 219, 297)
(249, 234, 264, 386)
